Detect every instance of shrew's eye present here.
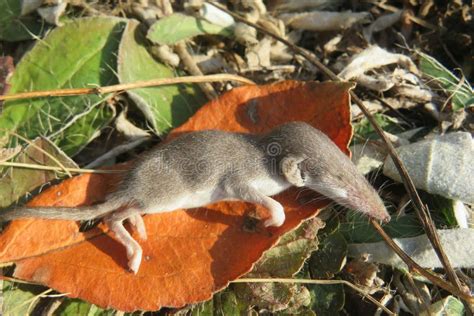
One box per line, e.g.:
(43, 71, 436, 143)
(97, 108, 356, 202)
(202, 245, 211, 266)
(298, 161, 307, 182)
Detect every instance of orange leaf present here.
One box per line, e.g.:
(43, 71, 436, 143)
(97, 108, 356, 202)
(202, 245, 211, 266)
(0, 81, 353, 311)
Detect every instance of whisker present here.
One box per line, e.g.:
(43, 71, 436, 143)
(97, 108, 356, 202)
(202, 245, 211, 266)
(300, 195, 333, 205)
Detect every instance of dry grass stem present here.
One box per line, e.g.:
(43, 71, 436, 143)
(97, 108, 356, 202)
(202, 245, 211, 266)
(0, 161, 124, 174)
(207, 0, 467, 299)
(0, 74, 255, 102)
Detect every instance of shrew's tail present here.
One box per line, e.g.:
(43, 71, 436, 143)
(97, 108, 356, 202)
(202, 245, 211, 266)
(0, 199, 122, 222)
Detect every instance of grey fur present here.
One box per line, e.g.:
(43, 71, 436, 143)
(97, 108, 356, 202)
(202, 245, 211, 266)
(0, 122, 390, 273)
(0, 199, 121, 222)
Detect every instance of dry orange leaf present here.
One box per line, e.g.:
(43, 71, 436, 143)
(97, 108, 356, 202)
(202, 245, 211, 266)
(0, 81, 353, 311)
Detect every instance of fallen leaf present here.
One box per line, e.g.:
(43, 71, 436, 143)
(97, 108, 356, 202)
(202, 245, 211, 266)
(118, 20, 206, 133)
(419, 52, 474, 110)
(419, 296, 464, 316)
(341, 212, 423, 244)
(0, 145, 21, 163)
(235, 281, 311, 313)
(280, 11, 370, 32)
(147, 13, 233, 46)
(383, 132, 474, 204)
(2, 281, 46, 315)
(309, 231, 347, 279)
(233, 218, 323, 312)
(248, 217, 324, 278)
(0, 0, 45, 41)
(181, 289, 247, 316)
(0, 17, 125, 155)
(0, 81, 352, 311)
(348, 228, 474, 269)
(308, 283, 344, 315)
(0, 138, 78, 208)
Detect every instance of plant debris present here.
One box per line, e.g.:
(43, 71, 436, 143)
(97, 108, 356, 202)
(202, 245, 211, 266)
(0, 0, 472, 314)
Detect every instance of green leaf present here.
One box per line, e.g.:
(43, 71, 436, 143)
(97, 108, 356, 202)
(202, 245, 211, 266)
(176, 290, 249, 316)
(309, 232, 347, 279)
(308, 283, 344, 316)
(249, 218, 324, 277)
(0, 138, 78, 208)
(212, 290, 249, 315)
(419, 52, 473, 110)
(118, 20, 206, 133)
(0, 0, 45, 41)
(353, 113, 404, 143)
(420, 296, 464, 316)
(234, 282, 311, 313)
(341, 212, 424, 243)
(55, 298, 115, 316)
(0, 17, 126, 156)
(423, 193, 457, 228)
(2, 281, 46, 315)
(233, 218, 323, 313)
(147, 13, 232, 45)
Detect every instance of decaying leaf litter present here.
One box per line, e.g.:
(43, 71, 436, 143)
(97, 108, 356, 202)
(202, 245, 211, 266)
(0, 0, 472, 314)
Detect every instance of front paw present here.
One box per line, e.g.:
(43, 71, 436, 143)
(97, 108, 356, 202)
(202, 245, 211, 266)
(263, 214, 285, 227)
(127, 247, 143, 274)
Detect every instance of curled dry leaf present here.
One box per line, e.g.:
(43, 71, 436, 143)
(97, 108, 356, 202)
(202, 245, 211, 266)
(200, 2, 235, 27)
(114, 111, 150, 141)
(348, 229, 474, 269)
(0, 145, 21, 163)
(393, 270, 432, 314)
(383, 132, 474, 204)
(363, 11, 402, 42)
(355, 73, 394, 92)
(269, 0, 344, 12)
(37, 2, 67, 26)
(0, 81, 352, 311)
(152, 45, 180, 67)
(234, 22, 259, 45)
(346, 258, 382, 289)
(246, 37, 272, 69)
(280, 11, 370, 31)
(338, 46, 418, 81)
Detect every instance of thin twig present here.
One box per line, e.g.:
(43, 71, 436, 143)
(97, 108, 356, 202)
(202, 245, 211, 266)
(174, 42, 218, 100)
(0, 161, 124, 174)
(85, 137, 149, 169)
(371, 220, 472, 303)
(367, 92, 415, 127)
(8, 132, 73, 178)
(405, 273, 432, 315)
(0, 74, 255, 102)
(362, 0, 438, 30)
(206, 0, 466, 298)
(232, 278, 395, 316)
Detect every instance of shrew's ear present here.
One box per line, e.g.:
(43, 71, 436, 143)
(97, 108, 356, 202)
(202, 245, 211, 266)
(281, 156, 306, 187)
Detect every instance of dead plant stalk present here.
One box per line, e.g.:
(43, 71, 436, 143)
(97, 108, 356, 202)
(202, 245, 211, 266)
(0, 74, 255, 102)
(205, 0, 468, 300)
